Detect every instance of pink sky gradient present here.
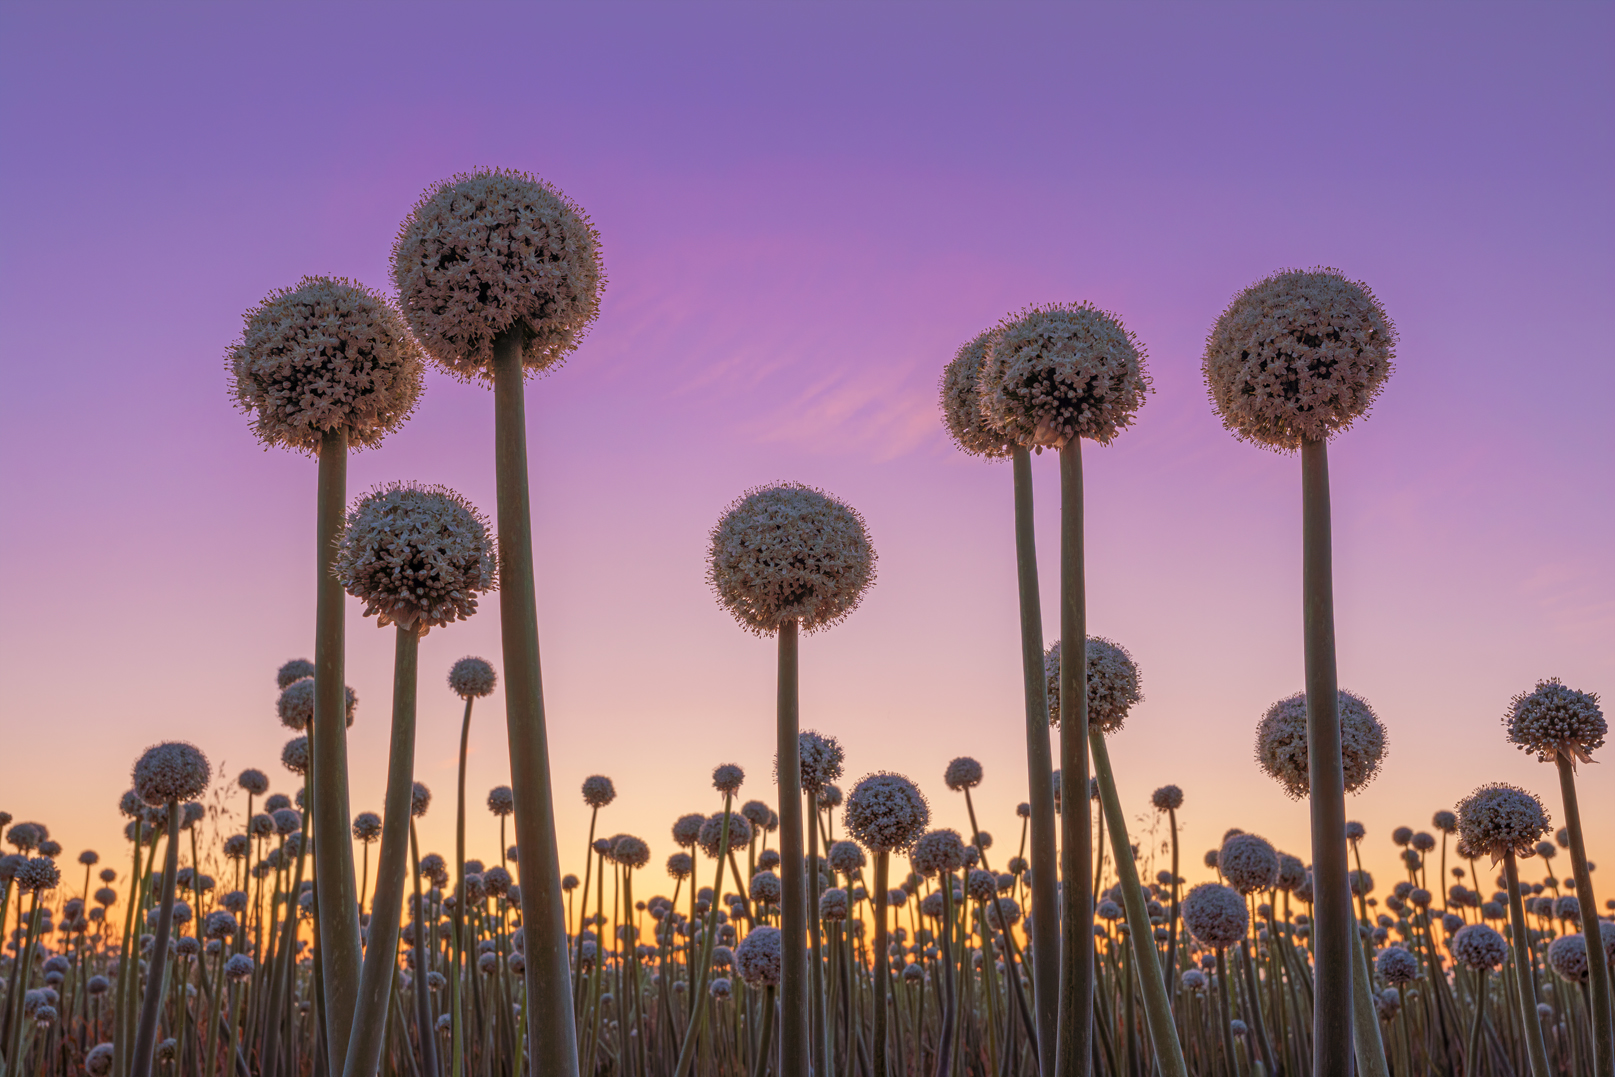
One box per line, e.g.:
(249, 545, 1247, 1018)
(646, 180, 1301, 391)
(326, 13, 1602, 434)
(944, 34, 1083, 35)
(1, 5, 1610, 910)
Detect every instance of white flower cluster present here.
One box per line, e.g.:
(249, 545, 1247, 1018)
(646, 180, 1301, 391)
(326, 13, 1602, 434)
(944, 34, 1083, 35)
(1044, 637, 1143, 732)
(1181, 882, 1248, 949)
(276, 659, 315, 689)
(581, 775, 616, 808)
(943, 757, 983, 791)
(796, 730, 845, 793)
(133, 742, 211, 806)
(391, 170, 604, 382)
(1255, 688, 1387, 800)
(979, 303, 1151, 449)
(697, 812, 752, 859)
(1377, 945, 1420, 986)
(843, 772, 930, 854)
(228, 277, 424, 454)
(335, 482, 497, 634)
(733, 925, 783, 988)
(1546, 934, 1588, 983)
(276, 677, 357, 730)
(1506, 678, 1605, 763)
(448, 657, 498, 700)
(708, 483, 875, 636)
(910, 829, 966, 877)
(1456, 783, 1551, 860)
(1218, 833, 1279, 895)
(938, 331, 1014, 459)
(1450, 923, 1507, 971)
(1202, 268, 1395, 451)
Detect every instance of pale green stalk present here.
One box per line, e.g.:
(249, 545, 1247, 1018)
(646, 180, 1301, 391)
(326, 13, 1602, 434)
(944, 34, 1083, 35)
(1503, 848, 1553, 1077)
(1057, 440, 1092, 1076)
(1347, 914, 1389, 1077)
(774, 619, 807, 1077)
(1554, 754, 1612, 1077)
(130, 803, 181, 1077)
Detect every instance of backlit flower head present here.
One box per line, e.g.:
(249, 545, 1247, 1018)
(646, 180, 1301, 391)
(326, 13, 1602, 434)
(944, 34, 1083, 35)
(1432, 810, 1458, 833)
(943, 757, 983, 792)
(391, 169, 604, 382)
(281, 737, 309, 775)
(1451, 923, 1507, 971)
(582, 775, 616, 809)
(1377, 946, 1419, 985)
(487, 786, 514, 816)
(910, 829, 966, 878)
(1182, 883, 1248, 949)
(276, 678, 358, 730)
(612, 836, 650, 871)
(1151, 785, 1183, 811)
(712, 764, 745, 796)
(749, 870, 783, 905)
(708, 483, 875, 636)
(410, 782, 432, 818)
(1219, 834, 1280, 895)
(276, 660, 315, 689)
(336, 483, 497, 633)
(133, 743, 211, 806)
(448, 657, 498, 700)
(1045, 637, 1143, 732)
(1547, 934, 1589, 982)
(238, 769, 270, 796)
(1202, 268, 1395, 451)
(1456, 783, 1551, 861)
(352, 813, 382, 842)
(672, 813, 704, 848)
(1277, 854, 1307, 892)
(939, 330, 1014, 459)
(980, 302, 1151, 449)
(697, 812, 752, 859)
(733, 925, 783, 987)
(844, 773, 930, 854)
(1255, 689, 1386, 800)
(1506, 678, 1605, 765)
(819, 888, 849, 921)
(228, 277, 424, 454)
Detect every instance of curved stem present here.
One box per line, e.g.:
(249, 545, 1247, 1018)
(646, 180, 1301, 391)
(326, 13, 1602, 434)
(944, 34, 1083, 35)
(491, 330, 577, 1077)
(1010, 445, 1059, 1077)
(341, 624, 419, 1077)
(1555, 754, 1612, 1077)
(313, 426, 363, 1077)
(131, 802, 180, 1077)
(1301, 437, 1352, 1077)
(1057, 439, 1092, 1077)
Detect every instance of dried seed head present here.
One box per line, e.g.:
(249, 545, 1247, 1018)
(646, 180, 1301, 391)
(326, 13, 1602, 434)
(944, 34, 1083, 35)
(1203, 268, 1395, 451)
(939, 330, 1014, 459)
(1506, 678, 1605, 764)
(133, 743, 211, 806)
(336, 483, 497, 633)
(392, 169, 604, 382)
(1255, 689, 1387, 800)
(708, 483, 875, 636)
(979, 302, 1151, 449)
(844, 773, 930, 854)
(1456, 783, 1551, 861)
(228, 277, 423, 454)
(448, 657, 498, 700)
(1182, 883, 1248, 949)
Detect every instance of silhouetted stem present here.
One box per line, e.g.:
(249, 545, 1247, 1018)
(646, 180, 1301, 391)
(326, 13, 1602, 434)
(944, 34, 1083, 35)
(451, 694, 474, 1077)
(491, 330, 578, 1077)
(871, 852, 890, 1077)
(341, 624, 419, 1077)
(131, 802, 180, 1077)
(774, 619, 807, 1077)
(1010, 445, 1058, 1076)
(1504, 849, 1552, 1077)
(1301, 438, 1352, 1077)
(1057, 439, 1092, 1076)
(1555, 754, 1612, 1077)
(313, 426, 363, 1077)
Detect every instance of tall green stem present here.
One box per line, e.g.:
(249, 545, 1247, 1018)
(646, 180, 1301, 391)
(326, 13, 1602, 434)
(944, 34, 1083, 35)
(775, 619, 807, 1077)
(1555, 754, 1612, 1076)
(451, 695, 474, 1077)
(671, 794, 734, 1077)
(1301, 438, 1352, 1077)
(342, 625, 420, 1077)
(130, 802, 181, 1077)
(490, 331, 578, 1077)
(1090, 731, 1188, 1077)
(1347, 913, 1389, 1077)
(313, 426, 363, 1077)
(871, 852, 891, 1077)
(1010, 446, 1058, 1074)
(1056, 440, 1092, 1076)
(1504, 849, 1553, 1077)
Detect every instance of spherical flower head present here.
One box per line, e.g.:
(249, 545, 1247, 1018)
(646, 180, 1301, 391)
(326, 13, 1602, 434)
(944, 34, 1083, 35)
(1432, 810, 1458, 834)
(740, 800, 772, 830)
(819, 888, 850, 921)
(979, 302, 1151, 449)
(86, 1044, 114, 1077)
(1218, 834, 1280, 895)
(613, 835, 650, 871)
(697, 812, 752, 859)
(1376, 946, 1419, 985)
(410, 782, 432, 818)
(844, 772, 931, 854)
(1456, 783, 1551, 861)
(1045, 637, 1143, 732)
(281, 737, 309, 775)
(228, 277, 424, 454)
(943, 757, 983, 792)
(1451, 923, 1508, 971)
(352, 813, 382, 842)
(1182, 883, 1249, 949)
(1202, 268, 1395, 451)
(1545, 934, 1588, 983)
(1276, 855, 1307, 893)
(1506, 678, 1605, 764)
(817, 783, 843, 810)
(276, 677, 357, 730)
(666, 852, 693, 880)
(939, 330, 1014, 459)
(827, 840, 866, 876)
(276, 659, 315, 690)
(448, 657, 498, 700)
(709, 976, 732, 1000)
(133, 742, 210, 806)
(487, 786, 514, 817)
(1255, 689, 1387, 800)
(749, 870, 783, 906)
(672, 813, 705, 848)
(910, 829, 966, 878)
(238, 769, 270, 797)
(576, 775, 617, 810)
(392, 169, 604, 382)
(15, 857, 60, 894)
(795, 730, 845, 793)
(709, 483, 877, 639)
(733, 925, 783, 988)
(712, 763, 745, 796)
(336, 483, 497, 633)
(1151, 785, 1183, 812)
(6, 823, 41, 852)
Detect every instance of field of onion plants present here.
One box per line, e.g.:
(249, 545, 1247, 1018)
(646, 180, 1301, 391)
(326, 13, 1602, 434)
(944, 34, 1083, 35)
(0, 168, 1609, 1077)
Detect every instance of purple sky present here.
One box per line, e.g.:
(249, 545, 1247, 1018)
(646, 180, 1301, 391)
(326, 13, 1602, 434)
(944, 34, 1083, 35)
(2, 4, 1610, 896)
